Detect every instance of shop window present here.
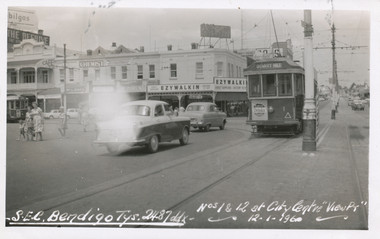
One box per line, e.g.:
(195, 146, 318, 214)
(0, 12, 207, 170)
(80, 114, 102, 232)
(111, 67, 116, 80)
(83, 69, 88, 81)
(217, 62, 223, 77)
(95, 69, 100, 81)
(42, 70, 48, 83)
(137, 65, 143, 79)
(23, 71, 35, 83)
(122, 66, 127, 80)
(278, 74, 292, 96)
(69, 68, 74, 82)
(11, 72, 17, 84)
(249, 75, 261, 97)
(170, 64, 177, 78)
(60, 69, 64, 82)
(149, 65, 155, 79)
(263, 74, 276, 97)
(196, 62, 203, 78)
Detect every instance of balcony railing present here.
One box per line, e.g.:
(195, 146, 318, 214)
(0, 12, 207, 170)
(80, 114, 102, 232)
(7, 83, 56, 91)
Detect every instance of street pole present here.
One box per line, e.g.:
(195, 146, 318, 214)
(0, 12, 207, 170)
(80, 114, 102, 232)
(331, 24, 336, 119)
(64, 44, 67, 120)
(302, 10, 317, 151)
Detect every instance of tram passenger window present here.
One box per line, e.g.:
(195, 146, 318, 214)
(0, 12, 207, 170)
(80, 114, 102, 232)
(278, 73, 292, 96)
(294, 74, 303, 95)
(263, 74, 276, 96)
(249, 75, 261, 97)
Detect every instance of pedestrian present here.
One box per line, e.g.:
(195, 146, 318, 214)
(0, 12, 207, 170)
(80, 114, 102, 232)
(81, 107, 90, 132)
(57, 106, 67, 138)
(179, 105, 185, 112)
(24, 106, 34, 141)
(174, 107, 179, 116)
(31, 101, 44, 141)
(16, 120, 26, 141)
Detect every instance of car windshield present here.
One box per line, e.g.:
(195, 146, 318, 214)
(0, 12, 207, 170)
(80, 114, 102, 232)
(186, 105, 205, 111)
(121, 105, 151, 116)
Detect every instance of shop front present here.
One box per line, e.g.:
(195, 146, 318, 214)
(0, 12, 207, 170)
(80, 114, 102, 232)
(214, 77, 248, 117)
(147, 83, 215, 109)
(65, 83, 89, 109)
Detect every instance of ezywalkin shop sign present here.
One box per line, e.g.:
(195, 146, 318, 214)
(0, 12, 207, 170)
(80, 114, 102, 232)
(214, 77, 247, 92)
(148, 84, 214, 93)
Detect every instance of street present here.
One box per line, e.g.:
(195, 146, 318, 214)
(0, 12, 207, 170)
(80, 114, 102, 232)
(5, 99, 369, 230)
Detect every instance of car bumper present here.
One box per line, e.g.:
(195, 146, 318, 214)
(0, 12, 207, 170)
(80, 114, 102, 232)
(93, 139, 146, 146)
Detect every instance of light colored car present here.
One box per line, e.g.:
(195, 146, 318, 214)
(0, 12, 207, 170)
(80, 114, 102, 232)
(181, 102, 227, 132)
(66, 108, 79, 119)
(93, 100, 191, 153)
(45, 109, 61, 119)
(351, 99, 365, 110)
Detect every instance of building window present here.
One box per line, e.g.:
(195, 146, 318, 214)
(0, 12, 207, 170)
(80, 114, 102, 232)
(149, 65, 155, 79)
(236, 66, 239, 77)
(122, 66, 127, 80)
(42, 70, 48, 83)
(11, 72, 17, 84)
(231, 64, 234, 77)
(23, 71, 35, 83)
(217, 62, 223, 77)
(69, 68, 74, 82)
(170, 64, 177, 78)
(196, 62, 203, 78)
(111, 67, 116, 80)
(227, 63, 231, 77)
(60, 69, 64, 82)
(83, 70, 88, 81)
(137, 65, 143, 79)
(95, 69, 100, 81)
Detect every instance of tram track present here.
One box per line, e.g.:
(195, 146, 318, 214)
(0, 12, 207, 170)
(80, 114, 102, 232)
(7, 124, 297, 222)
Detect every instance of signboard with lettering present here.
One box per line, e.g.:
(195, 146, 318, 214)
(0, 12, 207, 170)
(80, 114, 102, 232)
(66, 84, 87, 94)
(119, 84, 146, 93)
(79, 61, 108, 68)
(8, 28, 50, 46)
(251, 100, 268, 120)
(148, 84, 214, 93)
(214, 78, 247, 92)
(92, 86, 114, 93)
(8, 8, 38, 32)
(201, 24, 231, 39)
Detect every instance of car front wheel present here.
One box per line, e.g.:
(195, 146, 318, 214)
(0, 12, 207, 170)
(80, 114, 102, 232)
(146, 135, 159, 153)
(179, 128, 189, 145)
(49, 115, 54, 119)
(204, 124, 210, 132)
(106, 144, 119, 153)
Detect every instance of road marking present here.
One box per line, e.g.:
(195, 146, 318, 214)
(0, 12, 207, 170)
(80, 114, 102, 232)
(316, 119, 334, 148)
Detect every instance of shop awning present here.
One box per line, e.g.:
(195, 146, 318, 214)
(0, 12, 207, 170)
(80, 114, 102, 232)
(215, 92, 248, 101)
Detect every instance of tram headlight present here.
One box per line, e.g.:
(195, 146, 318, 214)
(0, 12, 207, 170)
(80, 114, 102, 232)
(268, 106, 274, 113)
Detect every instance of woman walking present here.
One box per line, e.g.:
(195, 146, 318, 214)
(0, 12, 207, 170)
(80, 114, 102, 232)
(57, 106, 67, 138)
(31, 102, 44, 141)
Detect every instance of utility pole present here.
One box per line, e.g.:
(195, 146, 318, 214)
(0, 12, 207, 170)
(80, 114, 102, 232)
(331, 24, 337, 119)
(302, 10, 317, 151)
(63, 44, 67, 120)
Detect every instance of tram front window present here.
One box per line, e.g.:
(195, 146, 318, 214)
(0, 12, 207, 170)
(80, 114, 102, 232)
(278, 73, 292, 96)
(249, 75, 261, 97)
(263, 74, 276, 97)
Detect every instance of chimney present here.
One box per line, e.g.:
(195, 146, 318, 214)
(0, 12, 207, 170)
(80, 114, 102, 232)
(191, 42, 198, 49)
(38, 29, 43, 35)
(112, 42, 117, 47)
(87, 49, 92, 56)
(167, 45, 172, 51)
(140, 46, 144, 52)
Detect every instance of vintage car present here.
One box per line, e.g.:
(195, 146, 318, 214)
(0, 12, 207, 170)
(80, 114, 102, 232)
(351, 99, 365, 110)
(347, 97, 354, 106)
(66, 108, 79, 119)
(45, 109, 61, 119)
(93, 100, 191, 153)
(181, 102, 227, 131)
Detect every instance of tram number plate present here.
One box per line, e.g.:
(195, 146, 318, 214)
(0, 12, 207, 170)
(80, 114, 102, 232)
(253, 104, 266, 117)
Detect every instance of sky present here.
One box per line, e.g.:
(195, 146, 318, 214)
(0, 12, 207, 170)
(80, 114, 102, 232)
(3, 0, 374, 89)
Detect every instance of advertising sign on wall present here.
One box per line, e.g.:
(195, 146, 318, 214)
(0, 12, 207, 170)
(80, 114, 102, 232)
(8, 7, 38, 32)
(200, 24, 231, 39)
(148, 84, 214, 93)
(214, 78, 247, 92)
(8, 28, 50, 46)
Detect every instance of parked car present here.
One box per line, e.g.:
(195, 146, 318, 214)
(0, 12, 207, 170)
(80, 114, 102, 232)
(45, 109, 61, 119)
(66, 108, 79, 119)
(89, 107, 118, 122)
(348, 97, 354, 106)
(181, 102, 227, 132)
(93, 100, 191, 153)
(351, 99, 365, 110)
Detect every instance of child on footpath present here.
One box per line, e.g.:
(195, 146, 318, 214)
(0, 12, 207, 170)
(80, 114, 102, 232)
(17, 120, 25, 141)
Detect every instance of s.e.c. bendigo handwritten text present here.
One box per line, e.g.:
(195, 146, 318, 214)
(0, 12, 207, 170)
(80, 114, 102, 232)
(6, 200, 367, 227)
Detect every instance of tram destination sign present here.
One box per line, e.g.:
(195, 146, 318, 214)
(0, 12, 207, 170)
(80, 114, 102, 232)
(256, 63, 283, 69)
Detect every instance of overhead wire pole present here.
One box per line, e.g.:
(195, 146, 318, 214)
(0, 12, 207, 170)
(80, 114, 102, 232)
(63, 44, 67, 121)
(331, 24, 337, 119)
(302, 10, 317, 151)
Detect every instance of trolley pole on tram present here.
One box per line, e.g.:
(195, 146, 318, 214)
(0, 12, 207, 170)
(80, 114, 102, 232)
(63, 44, 67, 118)
(302, 10, 317, 151)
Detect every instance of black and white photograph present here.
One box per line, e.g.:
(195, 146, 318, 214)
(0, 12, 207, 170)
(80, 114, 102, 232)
(1, 0, 379, 238)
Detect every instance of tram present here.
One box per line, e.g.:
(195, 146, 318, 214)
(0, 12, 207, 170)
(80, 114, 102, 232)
(7, 95, 29, 122)
(245, 57, 306, 135)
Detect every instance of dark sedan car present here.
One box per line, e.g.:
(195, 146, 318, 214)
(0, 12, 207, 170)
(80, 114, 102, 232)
(93, 100, 191, 153)
(180, 102, 227, 132)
